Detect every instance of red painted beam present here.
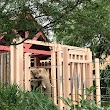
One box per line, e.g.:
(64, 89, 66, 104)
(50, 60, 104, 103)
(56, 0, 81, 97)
(0, 45, 51, 55)
(24, 48, 51, 55)
(24, 31, 46, 49)
(0, 46, 10, 51)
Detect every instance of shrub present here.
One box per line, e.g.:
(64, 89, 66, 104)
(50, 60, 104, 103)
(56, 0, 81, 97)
(60, 86, 108, 110)
(0, 84, 59, 110)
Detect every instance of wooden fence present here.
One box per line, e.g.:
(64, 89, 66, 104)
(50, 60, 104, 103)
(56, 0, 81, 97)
(0, 41, 101, 109)
(0, 52, 10, 84)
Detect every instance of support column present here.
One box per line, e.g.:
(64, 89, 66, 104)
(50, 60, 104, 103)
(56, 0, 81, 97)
(10, 45, 16, 84)
(86, 48, 93, 99)
(63, 47, 71, 109)
(24, 53, 31, 90)
(51, 45, 57, 105)
(57, 44, 63, 109)
(16, 38, 24, 89)
(95, 58, 101, 104)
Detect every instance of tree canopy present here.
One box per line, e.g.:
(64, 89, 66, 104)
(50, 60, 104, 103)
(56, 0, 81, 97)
(0, 0, 110, 57)
(55, 0, 110, 58)
(0, 0, 83, 44)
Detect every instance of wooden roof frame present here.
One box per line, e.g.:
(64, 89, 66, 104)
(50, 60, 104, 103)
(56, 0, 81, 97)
(0, 31, 51, 55)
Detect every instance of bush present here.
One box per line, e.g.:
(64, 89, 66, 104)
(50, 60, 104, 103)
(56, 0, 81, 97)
(60, 86, 108, 110)
(0, 84, 59, 110)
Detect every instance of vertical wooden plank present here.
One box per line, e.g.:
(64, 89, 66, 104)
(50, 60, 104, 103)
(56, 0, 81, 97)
(77, 63, 82, 100)
(71, 62, 76, 102)
(16, 38, 24, 89)
(86, 49, 93, 99)
(74, 62, 78, 101)
(82, 62, 86, 99)
(1, 54, 3, 83)
(51, 46, 57, 105)
(95, 58, 101, 104)
(7, 53, 10, 84)
(24, 53, 31, 90)
(63, 47, 71, 109)
(4, 53, 7, 84)
(57, 44, 63, 109)
(81, 63, 84, 97)
(10, 45, 16, 84)
(35, 56, 40, 66)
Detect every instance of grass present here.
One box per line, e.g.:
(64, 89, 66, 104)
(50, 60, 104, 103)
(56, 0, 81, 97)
(0, 84, 59, 110)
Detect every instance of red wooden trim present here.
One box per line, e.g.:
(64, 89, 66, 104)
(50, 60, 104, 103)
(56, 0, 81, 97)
(0, 45, 50, 55)
(24, 48, 51, 55)
(0, 46, 10, 51)
(24, 31, 46, 49)
(33, 31, 43, 40)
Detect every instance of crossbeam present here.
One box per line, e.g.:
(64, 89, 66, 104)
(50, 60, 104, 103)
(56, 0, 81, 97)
(24, 48, 51, 55)
(25, 40, 54, 47)
(0, 46, 10, 51)
(0, 45, 50, 55)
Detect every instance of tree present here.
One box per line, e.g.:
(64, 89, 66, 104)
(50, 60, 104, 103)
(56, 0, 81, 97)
(1, 0, 108, 58)
(0, 0, 86, 45)
(55, 0, 110, 58)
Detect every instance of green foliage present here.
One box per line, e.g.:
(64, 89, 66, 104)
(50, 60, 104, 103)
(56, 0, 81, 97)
(0, 84, 59, 110)
(60, 86, 108, 110)
(0, 0, 90, 45)
(55, 0, 110, 58)
(1, 0, 110, 57)
(100, 65, 110, 107)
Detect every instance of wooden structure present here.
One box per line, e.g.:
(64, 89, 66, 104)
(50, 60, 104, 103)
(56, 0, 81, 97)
(0, 32, 101, 109)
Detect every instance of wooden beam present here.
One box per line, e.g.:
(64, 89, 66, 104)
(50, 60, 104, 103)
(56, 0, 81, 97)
(63, 47, 71, 109)
(16, 38, 24, 89)
(51, 46, 57, 104)
(0, 45, 51, 55)
(57, 44, 63, 109)
(24, 31, 46, 49)
(24, 48, 51, 55)
(10, 45, 16, 84)
(24, 53, 31, 90)
(95, 58, 101, 104)
(0, 46, 10, 51)
(25, 40, 54, 47)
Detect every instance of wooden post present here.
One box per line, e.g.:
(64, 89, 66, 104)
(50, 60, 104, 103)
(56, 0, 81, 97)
(7, 53, 10, 84)
(51, 46, 57, 105)
(77, 63, 82, 100)
(86, 49, 93, 99)
(63, 47, 71, 109)
(15, 38, 24, 89)
(57, 44, 63, 109)
(71, 62, 76, 102)
(10, 45, 16, 84)
(3, 53, 7, 84)
(74, 62, 78, 101)
(24, 53, 31, 90)
(35, 56, 40, 66)
(95, 58, 101, 104)
(0, 54, 3, 83)
(82, 62, 86, 99)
